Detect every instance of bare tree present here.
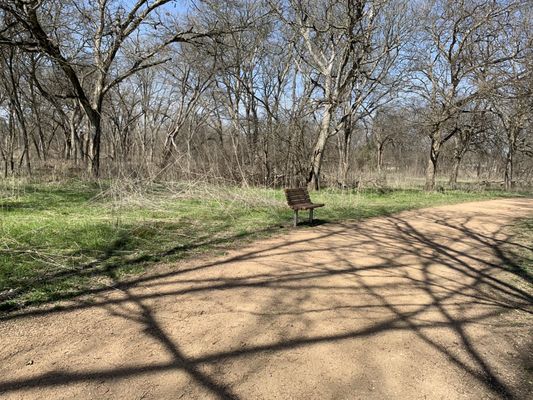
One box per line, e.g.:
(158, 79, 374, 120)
(271, 0, 408, 190)
(0, 0, 229, 176)
(0, 0, 530, 187)
(447, 106, 488, 186)
(411, 0, 522, 190)
(485, 3, 532, 189)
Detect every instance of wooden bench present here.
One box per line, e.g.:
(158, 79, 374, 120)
(284, 188, 324, 227)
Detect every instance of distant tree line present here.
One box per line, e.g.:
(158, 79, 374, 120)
(0, 0, 531, 190)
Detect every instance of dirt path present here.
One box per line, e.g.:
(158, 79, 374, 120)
(1, 199, 532, 400)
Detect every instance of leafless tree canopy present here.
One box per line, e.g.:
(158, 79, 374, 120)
(0, 0, 531, 189)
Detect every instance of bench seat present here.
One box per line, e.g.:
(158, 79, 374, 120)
(290, 202, 324, 211)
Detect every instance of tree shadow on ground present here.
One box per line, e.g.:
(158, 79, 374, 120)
(0, 222, 288, 312)
(0, 199, 532, 399)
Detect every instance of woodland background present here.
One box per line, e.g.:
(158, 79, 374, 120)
(0, 0, 531, 191)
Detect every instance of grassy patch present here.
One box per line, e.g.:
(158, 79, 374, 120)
(0, 179, 527, 311)
(503, 218, 533, 286)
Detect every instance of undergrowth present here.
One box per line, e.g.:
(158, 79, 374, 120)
(0, 178, 527, 312)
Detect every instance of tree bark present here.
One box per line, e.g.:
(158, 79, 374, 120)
(337, 115, 352, 188)
(425, 138, 441, 191)
(308, 105, 333, 191)
(377, 142, 385, 175)
(504, 147, 514, 190)
(87, 115, 102, 177)
(449, 155, 462, 186)
(449, 142, 466, 186)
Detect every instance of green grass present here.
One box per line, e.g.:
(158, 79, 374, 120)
(504, 218, 533, 286)
(0, 179, 527, 312)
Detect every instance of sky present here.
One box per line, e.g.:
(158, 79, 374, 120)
(123, 0, 191, 15)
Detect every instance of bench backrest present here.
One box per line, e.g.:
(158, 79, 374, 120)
(284, 188, 311, 208)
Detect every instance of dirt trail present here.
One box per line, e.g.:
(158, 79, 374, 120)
(1, 198, 532, 400)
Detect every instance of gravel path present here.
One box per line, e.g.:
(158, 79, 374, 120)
(1, 198, 532, 399)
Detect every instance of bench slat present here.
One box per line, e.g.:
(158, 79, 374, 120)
(284, 188, 324, 209)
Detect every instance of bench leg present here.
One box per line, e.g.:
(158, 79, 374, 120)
(293, 210, 298, 227)
(309, 209, 313, 224)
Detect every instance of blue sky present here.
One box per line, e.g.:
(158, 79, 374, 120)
(123, 0, 191, 14)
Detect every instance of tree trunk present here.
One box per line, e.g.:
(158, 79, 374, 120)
(339, 136, 351, 189)
(66, 106, 82, 163)
(337, 118, 352, 188)
(11, 103, 31, 175)
(425, 138, 441, 191)
(87, 116, 102, 177)
(449, 155, 462, 186)
(21, 127, 32, 175)
(504, 147, 513, 190)
(308, 105, 333, 191)
(377, 142, 385, 175)
(449, 143, 466, 186)
(7, 108, 15, 176)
